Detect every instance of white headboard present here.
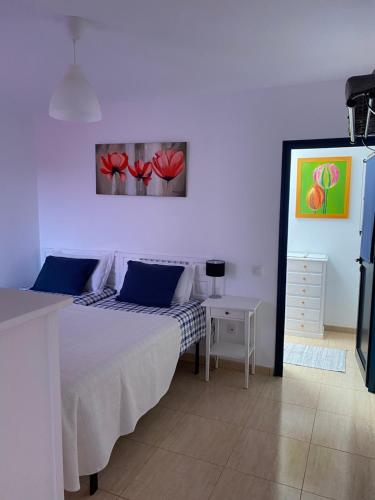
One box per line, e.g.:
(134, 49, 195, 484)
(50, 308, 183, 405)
(114, 251, 209, 300)
(40, 248, 210, 299)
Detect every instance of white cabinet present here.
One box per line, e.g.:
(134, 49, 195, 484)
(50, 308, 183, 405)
(285, 253, 328, 338)
(0, 289, 71, 500)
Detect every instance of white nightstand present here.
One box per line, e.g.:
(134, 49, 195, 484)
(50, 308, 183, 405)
(202, 295, 262, 389)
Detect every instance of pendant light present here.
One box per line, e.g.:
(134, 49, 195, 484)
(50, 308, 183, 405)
(49, 16, 102, 123)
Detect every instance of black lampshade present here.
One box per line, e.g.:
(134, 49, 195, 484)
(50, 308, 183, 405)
(206, 260, 225, 278)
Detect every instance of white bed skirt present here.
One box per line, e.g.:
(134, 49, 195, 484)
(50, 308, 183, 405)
(58, 305, 180, 491)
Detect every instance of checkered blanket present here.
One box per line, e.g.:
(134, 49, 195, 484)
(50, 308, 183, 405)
(93, 297, 206, 354)
(73, 287, 117, 306)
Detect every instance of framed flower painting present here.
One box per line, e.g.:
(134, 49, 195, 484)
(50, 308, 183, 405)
(296, 157, 352, 218)
(96, 142, 187, 197)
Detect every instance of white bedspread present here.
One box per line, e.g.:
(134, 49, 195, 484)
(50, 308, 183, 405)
(59, 305, 180, 492)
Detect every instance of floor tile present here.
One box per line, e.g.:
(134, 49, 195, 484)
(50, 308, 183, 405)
(312, 410, 375, 459)
(160, 413, 239, 465)
(246, 396, 315, 442)
(187, 383, 257, 425)
(207, 368, 268, 394)
(284, 335, 326, 347)
(209, 467, 301, 499)
(301, 493, 332, 500)
(97, 438, 156, 495)
(262, 377, 320, 408)
(159, 376, 209, 412)
(326, 332, 355, 351)
(318, 385, 372, 420)
(321, 365, 366, 391)
(283, 363, 325, 383)
(304, 444, 375, 499)
(128, 405, 183, 446)
(227, 428, 309, 489)
(65, 488, 118, 499)
(345, 350, 359, 368)
(123, 448, 222, 500)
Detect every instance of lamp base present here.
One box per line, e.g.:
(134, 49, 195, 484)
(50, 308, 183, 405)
(209, 294, 222, 299)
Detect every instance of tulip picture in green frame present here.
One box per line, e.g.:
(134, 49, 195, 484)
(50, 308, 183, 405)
(296, 156, 352, 218)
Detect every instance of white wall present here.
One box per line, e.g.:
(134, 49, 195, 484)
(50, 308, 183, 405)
(35, 79, 348, 368)
(288, 147, 365, 329)
(0, 111, 40, 287)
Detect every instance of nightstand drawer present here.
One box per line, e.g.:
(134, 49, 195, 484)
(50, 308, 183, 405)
(210, 307, 245, 321)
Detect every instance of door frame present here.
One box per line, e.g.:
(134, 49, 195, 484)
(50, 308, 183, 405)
(274, 136, 375, 376)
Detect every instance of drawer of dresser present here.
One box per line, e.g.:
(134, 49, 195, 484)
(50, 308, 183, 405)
(286, 307, 320, 322)
(285, 318, 320, 333)
(288, 272, 322, 286)
(287, 260, 324, 274)
(286, 295, 321, 309)
(287, 283, 322, 298)
(210, 307, 245, 321)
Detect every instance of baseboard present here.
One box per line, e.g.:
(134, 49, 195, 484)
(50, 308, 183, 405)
(325, 324, 356, 335)
(179, 353, 272, 376)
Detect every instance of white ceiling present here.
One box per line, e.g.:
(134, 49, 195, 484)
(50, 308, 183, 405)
(2, 0, 375, 110)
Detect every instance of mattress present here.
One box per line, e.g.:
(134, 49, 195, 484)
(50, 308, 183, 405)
(93, 297, 206, 353)
(25, 286, 116, 305)
(59, 304, 180, 491)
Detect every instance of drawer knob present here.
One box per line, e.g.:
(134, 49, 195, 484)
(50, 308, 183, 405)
(301, 324, 304, 328)
(304, 265, 307, 269)
(301, 301, 305, 305)
(302, 289, 306, 293)
(301, 312, 305, 316)
(303, 277, 307, 281)
(225, 311, 229, 315)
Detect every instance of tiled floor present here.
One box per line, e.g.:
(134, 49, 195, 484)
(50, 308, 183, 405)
(65, 331, 375, 500)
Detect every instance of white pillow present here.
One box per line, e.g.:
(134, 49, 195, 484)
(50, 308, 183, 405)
(122, 260, 195, 305)
(173, 265, 195, 304)
(47, 250, 114, 292)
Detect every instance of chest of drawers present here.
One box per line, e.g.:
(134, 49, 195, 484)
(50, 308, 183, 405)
(285, 253, 328, 338)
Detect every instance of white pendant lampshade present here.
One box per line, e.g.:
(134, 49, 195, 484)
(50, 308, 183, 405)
(49, 16, 102, 123)
(49, 64, 102, 122)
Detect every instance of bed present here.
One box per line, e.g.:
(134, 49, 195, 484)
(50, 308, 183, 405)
(53, 250, 209, 493)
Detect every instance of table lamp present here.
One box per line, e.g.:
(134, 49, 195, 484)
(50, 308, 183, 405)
(206, 260, 225, 298)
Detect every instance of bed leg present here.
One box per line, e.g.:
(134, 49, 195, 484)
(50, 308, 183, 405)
(89, 473, 98, 496)
(194, 342, 200, 375)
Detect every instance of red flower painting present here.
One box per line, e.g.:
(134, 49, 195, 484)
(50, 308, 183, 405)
(152, 149, 185, 182)
(96, 143, 187, 197)
(100, 152, 128, 182)
(128, 160, 153, 186)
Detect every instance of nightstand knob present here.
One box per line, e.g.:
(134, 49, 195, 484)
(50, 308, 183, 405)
(225, 311, 229, 315)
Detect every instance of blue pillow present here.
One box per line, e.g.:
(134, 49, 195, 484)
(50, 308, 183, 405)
(31, 256, 99, 295)
(117, 260, 184, 307)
